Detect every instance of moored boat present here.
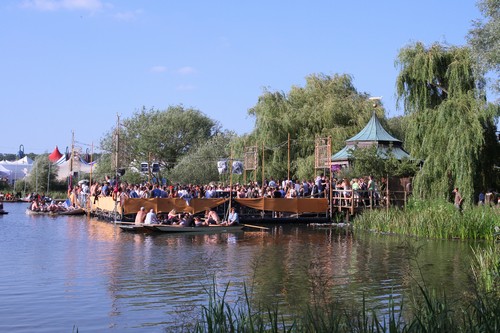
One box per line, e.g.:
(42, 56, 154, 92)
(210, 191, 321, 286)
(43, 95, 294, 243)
(25, 207, 85, 216)
(151, 224, 244, 234)
(118, 223, 159, 233)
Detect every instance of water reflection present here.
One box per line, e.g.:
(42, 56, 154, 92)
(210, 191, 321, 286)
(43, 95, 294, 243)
(0, 204, 480, 332)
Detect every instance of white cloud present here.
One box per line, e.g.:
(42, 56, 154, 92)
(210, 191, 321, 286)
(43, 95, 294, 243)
(21, 0, 105, 12)
(177, 66, 196, 75)
(150, 66, 167, 73)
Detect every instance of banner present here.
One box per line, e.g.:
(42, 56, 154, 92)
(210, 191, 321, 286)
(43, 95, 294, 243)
(232, 160, 243, 174)
(217, 160, 228, 174)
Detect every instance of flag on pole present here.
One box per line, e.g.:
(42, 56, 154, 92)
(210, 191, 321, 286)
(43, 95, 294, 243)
(232, 161, 243, 174)
(217, 160, 228, 174)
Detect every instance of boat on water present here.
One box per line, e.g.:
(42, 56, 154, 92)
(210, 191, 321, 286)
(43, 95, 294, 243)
(118, 223, 244, 234)
(151, 224, 244, 233)
(25, 208, 85, 216)
(0, 202, 8, 214)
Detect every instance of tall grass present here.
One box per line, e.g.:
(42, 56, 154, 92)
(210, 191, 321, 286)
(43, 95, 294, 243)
(183, 279, 500, 333)
(353, 199, 500, 240)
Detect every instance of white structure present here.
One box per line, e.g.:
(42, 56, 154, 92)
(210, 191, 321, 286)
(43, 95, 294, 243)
(0, 156, 34, 185)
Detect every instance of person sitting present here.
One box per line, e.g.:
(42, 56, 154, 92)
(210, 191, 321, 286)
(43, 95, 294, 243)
(48, 200, 60, 213)
(180, 212, 195, 227)
(30, 199, 40, 211)
(194, 216, 208, 227)
(144, 209, 158, 224)
(206, 209, 220, 225)
(221, 207, 239, 226)
(167, 209, 179, 224)
(135, 207, 147, 225)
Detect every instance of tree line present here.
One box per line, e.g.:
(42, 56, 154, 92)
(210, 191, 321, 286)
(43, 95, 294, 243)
(12, 0, 497, 205)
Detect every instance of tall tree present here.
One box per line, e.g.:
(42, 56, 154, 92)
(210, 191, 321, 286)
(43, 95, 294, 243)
(247, 73, 376, 182)
(396, 42, 498, 203)
(100, 106, 220, 176)
(468, 0, 500, 93)
(167, 131, 236, 184)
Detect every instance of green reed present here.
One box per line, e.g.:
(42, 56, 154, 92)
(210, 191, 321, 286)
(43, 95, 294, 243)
(353, 199, 500, 240)
(183, 279, 500, 333)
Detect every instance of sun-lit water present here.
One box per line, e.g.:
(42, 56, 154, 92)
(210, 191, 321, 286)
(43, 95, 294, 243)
(0, 202, 478, 332)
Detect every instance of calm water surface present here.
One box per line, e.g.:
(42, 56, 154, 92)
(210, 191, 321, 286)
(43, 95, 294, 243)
(0, 202, 479, 332)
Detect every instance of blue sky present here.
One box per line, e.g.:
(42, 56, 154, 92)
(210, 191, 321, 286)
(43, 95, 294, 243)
(0, 0, 484, 154)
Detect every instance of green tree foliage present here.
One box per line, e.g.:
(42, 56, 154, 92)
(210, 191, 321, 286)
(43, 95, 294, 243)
(468, 0, 500, 92)
(348, 145, 418, 180)
(100, 105, 220, 178)
(25, 155, 59, 194)
(167, 132, 235, 184)
(246, 73, 376, 181)
(396, 42, 499, 204)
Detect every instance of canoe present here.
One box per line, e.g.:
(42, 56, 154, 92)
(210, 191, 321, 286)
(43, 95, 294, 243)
(151, 224, 244, 234)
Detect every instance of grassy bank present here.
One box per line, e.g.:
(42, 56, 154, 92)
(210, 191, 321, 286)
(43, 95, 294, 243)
(353, 199, 500, 240)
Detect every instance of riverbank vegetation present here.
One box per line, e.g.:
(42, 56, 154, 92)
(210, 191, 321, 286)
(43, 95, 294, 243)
(184, 244, 500, 333)
(353, 199, 500, 240)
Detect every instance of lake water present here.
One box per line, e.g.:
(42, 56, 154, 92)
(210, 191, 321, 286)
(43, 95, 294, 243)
(0, 202, 479, 332)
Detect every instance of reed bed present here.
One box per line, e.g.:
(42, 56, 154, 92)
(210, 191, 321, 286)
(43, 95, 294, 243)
(353, 199, 500, 240)
(183, 279, 500, 333)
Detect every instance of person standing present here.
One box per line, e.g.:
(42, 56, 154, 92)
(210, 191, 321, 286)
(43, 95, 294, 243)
(453, 188, 464, 211)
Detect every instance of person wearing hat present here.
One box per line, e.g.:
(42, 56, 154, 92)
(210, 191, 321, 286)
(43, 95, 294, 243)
(135, 207, 147, 225)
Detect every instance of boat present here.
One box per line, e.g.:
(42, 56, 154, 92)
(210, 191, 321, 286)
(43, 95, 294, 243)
(150, 224, 244, 234)
(25, 208, 85, 216)
(0, 210, 8, 215)
(118, 223, 158, 233)
(57, 208, 85, 216)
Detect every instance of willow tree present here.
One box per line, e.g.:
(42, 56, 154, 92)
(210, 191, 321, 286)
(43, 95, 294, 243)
(247, 73, 376, 182)
(396, 42, 498, 204)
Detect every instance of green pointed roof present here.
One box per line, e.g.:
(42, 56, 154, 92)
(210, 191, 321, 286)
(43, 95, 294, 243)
(346, 112, 401, 143)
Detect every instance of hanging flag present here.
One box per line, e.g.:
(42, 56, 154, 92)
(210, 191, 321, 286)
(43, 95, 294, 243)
(217, 160, 227, 174)
(232, 161, 243, 174)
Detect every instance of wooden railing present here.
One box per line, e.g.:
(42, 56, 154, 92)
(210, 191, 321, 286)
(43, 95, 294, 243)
(331, 189, 412, 215)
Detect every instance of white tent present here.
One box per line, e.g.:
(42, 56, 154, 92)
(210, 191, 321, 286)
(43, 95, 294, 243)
(0, 164, 11, 178)
(54, 155, 97, 181)
(0, 156, 34, 184)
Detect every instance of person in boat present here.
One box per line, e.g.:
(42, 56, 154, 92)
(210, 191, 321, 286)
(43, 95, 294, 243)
(30, 199, 40, 211)
(221, 207, 239, 226)
(167, 209, 179, 224)
(48, 200, 60, 213)
(194, 216, 208, 227)
(135, 207, 147, 225)
(144, 209, 158, 224)
(179, 212, 195, 227)
(205, 209, 220, 225)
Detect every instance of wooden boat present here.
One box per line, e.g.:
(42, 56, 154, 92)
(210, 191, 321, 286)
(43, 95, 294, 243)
(151, 224, 244, 234)
(25, 208, 85, 216)
(57, 208, 85, 216)
(118, 223, 159, 233)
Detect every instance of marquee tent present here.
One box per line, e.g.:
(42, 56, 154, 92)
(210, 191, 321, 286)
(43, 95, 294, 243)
(0, 164, 11, 178)
(0, 156, 34, 184)
(54, 154, 97, 181)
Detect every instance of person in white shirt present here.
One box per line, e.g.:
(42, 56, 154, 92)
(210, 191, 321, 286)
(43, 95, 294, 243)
(144, 209, 158, 224)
